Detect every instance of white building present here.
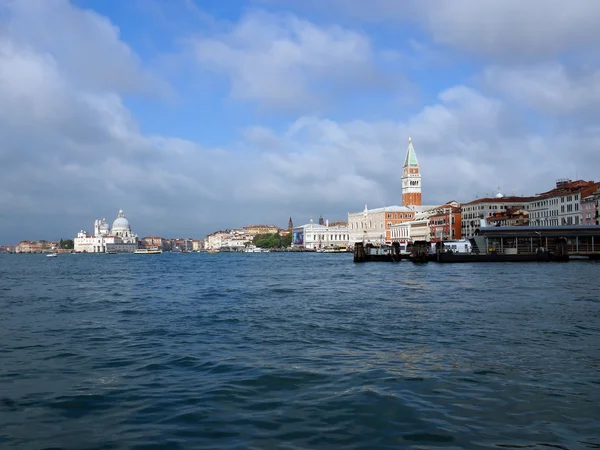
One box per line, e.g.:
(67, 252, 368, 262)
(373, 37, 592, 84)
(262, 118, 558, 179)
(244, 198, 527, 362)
(461, 193, 531, 238)
(291, 219, 349, 250)
(204, 231, 231, 250)
(389, 209, 435, 242)
(74, 209, 139, 253)
(347, 204, 436, 245)
(528, 179, 598, 226)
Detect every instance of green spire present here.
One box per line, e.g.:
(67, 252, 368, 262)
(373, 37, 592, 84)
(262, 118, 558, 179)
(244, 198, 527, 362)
(403, 137, 419, 167)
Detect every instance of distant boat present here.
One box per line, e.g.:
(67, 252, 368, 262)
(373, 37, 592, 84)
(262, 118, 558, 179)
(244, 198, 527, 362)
(134, 247, 162, 255)
(207, 249, 219, 254)
(46, 253, 58, 258)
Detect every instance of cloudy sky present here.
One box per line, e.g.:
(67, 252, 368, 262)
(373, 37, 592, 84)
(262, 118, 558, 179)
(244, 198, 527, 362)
(1, 0, 600, 243)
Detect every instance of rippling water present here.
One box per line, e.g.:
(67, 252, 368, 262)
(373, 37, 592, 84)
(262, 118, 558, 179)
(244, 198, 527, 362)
(1, 252, 599, 449)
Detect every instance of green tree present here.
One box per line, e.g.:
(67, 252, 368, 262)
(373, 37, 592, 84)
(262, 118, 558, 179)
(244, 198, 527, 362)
(60, 239, 74, 249)
(253, 233, 289, 248)
(280, 233, 292, 248)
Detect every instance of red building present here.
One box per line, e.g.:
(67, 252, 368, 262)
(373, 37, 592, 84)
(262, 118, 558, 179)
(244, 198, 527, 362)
(428, 202, 462, 242)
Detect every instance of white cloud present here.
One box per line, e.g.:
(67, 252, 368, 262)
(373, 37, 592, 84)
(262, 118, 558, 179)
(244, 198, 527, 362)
(419, 0, 600, 61)
(187, 10, 390, 110)
(259, 0, 600, 61)
(482, 64, 600, 115)
(4, 0, 168, 95)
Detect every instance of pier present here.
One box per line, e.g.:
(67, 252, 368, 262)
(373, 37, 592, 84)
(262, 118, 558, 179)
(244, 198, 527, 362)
(353, 225, 600, 263)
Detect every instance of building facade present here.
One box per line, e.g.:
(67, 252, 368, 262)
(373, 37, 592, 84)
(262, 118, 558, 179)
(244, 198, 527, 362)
(243, 225, 279, 236)
(74, 209, 138, 253)
(292, 219, 349, 250)
(15, 240, 58, 253)
(401, 137, 422, 207)
(487, 209, 530, 227)
(389, 211, 431, 242)
(348, 205, 426, 244)
(461, 194, 532, 238)
(428, 202, 462, 242)
(528, 179, 599, 226)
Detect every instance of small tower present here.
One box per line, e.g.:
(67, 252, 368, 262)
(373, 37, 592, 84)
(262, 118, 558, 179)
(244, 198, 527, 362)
(401, 137, 422, 206)
(318, 215, 324, 225)
(288, 217, 293, 230)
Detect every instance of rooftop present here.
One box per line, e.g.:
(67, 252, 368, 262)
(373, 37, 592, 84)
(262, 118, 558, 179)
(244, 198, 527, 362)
(463, 196, 534, 205)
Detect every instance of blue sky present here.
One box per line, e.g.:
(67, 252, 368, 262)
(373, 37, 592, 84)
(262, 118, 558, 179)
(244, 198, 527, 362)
(1, 0, 600, 243)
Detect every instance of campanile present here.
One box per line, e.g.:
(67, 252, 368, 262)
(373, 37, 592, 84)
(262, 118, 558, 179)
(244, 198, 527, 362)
(401, 137, 422, 206)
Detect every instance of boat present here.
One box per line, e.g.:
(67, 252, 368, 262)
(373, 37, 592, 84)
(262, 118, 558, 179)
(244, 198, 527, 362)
(207, 249, 220, 254)
(134, 247, 162, 255)
(46, 253, 58, 258)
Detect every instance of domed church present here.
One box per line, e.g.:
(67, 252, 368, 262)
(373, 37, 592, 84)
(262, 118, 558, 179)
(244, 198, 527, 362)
(75, 209, 139, 253)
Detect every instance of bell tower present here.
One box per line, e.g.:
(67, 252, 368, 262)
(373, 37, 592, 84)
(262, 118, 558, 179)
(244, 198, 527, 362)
(401, 137, 422, 206)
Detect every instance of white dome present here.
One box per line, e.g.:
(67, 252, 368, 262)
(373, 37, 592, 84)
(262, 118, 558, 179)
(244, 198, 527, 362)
(112, 209, 131, 232)
(496, 192, 504, 199)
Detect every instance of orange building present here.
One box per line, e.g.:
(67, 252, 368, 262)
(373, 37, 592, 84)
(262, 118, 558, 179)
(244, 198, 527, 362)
(428, 202, 462, 242)
(401, 137, 422, 207)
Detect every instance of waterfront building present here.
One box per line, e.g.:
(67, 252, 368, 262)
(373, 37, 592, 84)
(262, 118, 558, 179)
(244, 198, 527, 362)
(581, 194, 597, 225)
(348, 138, 434, 244)
(142, 236, 165, 250)
(243, 225, 279, 236)
(528, 179, 599, 226)
(487, 209, 530, 227)
(74, 209, 138, 253)
(15, 240, 58, 253)
(192, 239, 204, 251)
(389, 210, 431, 242)
(428, 201, 462, 242)
(291, 219, 349, 250)
(204, 231, 230, 250)
(461, 192, 532, 239)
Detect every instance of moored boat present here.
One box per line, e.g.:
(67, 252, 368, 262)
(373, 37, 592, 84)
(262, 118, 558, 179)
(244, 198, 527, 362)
(134, 247, 162, 254)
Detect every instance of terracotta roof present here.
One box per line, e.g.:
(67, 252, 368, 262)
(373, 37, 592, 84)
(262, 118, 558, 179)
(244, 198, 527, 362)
(533, 180, 597, 199)
(463, 196, 534, 205)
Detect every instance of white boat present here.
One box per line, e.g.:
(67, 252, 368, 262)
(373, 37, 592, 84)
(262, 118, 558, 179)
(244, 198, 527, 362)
(134, 247, 162, 254)
(46, 253, 58, 258)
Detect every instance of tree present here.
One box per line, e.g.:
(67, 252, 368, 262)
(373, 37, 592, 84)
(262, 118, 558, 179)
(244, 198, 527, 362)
(60, 239, 74, 249)
(280, 233, 292, 248)
(252, 232, 292, 249)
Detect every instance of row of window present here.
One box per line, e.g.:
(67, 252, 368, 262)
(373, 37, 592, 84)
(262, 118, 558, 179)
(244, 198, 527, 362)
(306, 234, 349, 241)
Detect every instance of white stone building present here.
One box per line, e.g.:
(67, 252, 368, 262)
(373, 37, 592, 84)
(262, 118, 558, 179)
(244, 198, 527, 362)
(204, 231, 230, 250)
(291, 219, 349, 250)
(461, 193, 532, 238)
(347, 205, 435, 245)
(389, 209, 435, 242)
(74, 209, 139, 253)
(528, 179, 598, 226)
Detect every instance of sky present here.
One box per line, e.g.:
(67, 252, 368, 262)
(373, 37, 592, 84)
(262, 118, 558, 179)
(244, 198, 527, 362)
(1, 0, 600, 243)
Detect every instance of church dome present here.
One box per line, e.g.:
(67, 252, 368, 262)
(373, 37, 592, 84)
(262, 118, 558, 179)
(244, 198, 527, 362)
(495, 192, 504, 199)
(112, 209, 131, 232)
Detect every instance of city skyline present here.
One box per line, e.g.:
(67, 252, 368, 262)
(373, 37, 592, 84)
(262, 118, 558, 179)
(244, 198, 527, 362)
(2, 0, 600, 243)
